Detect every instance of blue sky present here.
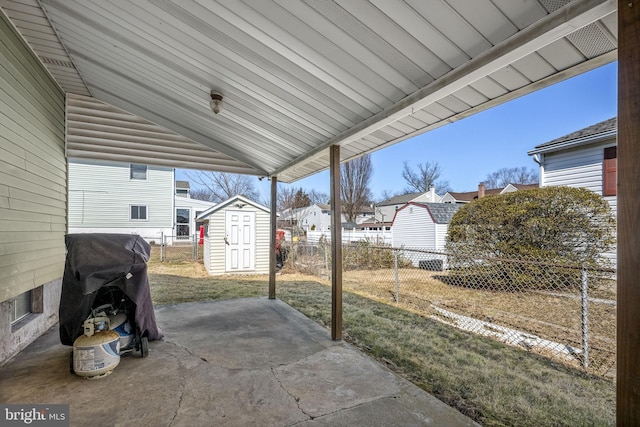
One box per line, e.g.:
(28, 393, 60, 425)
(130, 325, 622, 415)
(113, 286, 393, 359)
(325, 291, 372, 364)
(178, 61, 617, 202)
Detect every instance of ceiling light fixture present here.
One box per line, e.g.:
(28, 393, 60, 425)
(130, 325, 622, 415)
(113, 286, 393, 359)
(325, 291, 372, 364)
(210, 90, 223, 114)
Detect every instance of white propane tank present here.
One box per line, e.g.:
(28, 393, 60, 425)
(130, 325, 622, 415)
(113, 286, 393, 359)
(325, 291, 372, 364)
(73, 316, 120, 379)
(109, 312, 133, 349)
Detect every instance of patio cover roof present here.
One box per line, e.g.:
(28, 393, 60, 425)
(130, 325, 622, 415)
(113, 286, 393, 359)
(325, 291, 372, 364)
(0, 0, 617, 183)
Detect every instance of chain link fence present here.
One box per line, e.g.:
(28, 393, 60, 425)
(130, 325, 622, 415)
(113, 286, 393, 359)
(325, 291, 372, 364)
(282, 241, 616, 377)
(146, 234, 203, 262)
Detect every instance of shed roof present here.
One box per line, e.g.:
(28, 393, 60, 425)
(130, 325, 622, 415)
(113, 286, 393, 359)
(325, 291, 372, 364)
(394, 202, 462, 225)
(176, 181, 190, 190)
(0, 0, 618, 183)
(196, 195, 269, 220)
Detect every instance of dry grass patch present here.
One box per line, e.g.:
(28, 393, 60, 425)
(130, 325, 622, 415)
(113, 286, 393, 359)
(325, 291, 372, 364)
(147, 261, 615, 427)
(340, 267, 616, 376)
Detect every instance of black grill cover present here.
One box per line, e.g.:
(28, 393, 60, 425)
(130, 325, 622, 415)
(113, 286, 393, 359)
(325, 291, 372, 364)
(59, 233, 163, 345)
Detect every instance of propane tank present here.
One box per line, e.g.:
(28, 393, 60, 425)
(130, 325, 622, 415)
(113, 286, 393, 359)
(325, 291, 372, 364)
(73, 316, 120, 378)
(109, 311, 133, 349)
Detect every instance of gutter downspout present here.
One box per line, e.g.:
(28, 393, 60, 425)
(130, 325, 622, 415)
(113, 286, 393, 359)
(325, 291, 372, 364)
(531, 153, 544, 187)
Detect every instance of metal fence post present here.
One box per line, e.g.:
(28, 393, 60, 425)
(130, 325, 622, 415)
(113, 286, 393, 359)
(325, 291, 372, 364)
(581, 266, 589, 370)
(324, 244, 330, 280)
(160, 232, 165, 262)
(394, 250, 399, 303)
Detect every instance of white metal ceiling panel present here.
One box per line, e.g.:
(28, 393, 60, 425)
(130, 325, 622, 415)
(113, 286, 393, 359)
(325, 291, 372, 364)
(538, 37, 587, 70)
(0, 0, 618, 183)
(511, 53, 557, 82)
(489, 66, 532, 91)
(446, 0, 519, 46)
(453, 86, 490, 108)
(65, 94, 261, 175)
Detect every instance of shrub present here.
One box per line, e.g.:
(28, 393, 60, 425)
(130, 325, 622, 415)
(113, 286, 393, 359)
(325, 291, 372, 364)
(445, 187, 615, 289)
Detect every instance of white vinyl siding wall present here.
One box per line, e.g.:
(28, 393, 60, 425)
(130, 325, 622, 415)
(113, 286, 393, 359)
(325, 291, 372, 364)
(0, 12, 66, 303)
(68, 159, 174, 230)
(540, 139, 617, 265)
(206, 210, 226, 276)
(392, 206, 436, 250)
(254, 210, 271, 274)
(542, 143, 617, 214)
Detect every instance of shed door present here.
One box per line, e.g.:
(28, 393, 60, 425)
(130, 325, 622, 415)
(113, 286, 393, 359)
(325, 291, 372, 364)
(225, 210, 255, 272)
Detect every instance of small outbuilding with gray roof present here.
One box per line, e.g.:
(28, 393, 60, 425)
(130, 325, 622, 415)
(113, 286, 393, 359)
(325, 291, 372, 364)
(391, 202, 462, 270)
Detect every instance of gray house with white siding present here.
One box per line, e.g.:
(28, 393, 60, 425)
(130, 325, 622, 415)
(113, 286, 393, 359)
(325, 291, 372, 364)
(528, 117, 617, 265)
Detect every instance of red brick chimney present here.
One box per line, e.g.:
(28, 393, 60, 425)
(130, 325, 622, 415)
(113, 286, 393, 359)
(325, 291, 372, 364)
(478, 182, 486, 199)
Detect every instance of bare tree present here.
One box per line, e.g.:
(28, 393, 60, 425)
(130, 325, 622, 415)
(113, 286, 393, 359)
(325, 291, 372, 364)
(402, 161, 451, 194)
(277, 186, 297, 212)
(308, 189, 329, 205)
(189, 188, 215, 202)
(484, 166, 538, 189)
(341, 154, 373, 223)
(184, 170, 259, 202)
(277, 186, 313, 211)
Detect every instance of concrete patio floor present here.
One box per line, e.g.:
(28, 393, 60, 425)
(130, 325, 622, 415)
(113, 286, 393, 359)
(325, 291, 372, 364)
(0, 297, 479, 426)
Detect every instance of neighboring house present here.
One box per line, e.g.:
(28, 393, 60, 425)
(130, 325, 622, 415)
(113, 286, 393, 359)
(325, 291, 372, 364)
(284, 203, 331, 232)
(441, 183, 537, 203)
(175, 180, 191, 198)
(528, 117, 617, 265)
(68, 158, 175, 241)
(68, 158, 215, 244)
(197, 195, 271, 275)
(175, 197, 216, 242)
(280, 203, 373, 233)
(374, 188, 440, 223)
(391, 202, 462, 269)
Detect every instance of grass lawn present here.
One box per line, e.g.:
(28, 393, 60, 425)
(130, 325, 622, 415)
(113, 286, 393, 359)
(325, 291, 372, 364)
(149, 261, 615, 427)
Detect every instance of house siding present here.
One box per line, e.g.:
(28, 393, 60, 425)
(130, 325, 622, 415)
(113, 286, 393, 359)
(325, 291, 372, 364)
(0, 12, 66, 363)
(540, 139, 617, 265)
(541, 145, 609, 193)
(254, 210, 271, 273)
(68, 158, 174, 240)
(206, 210, 227, 275)
(392, 206, 436, 250)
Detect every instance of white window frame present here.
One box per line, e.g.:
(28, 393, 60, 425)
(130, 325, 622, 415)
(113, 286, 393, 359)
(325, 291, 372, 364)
(130, 204, 148, 221)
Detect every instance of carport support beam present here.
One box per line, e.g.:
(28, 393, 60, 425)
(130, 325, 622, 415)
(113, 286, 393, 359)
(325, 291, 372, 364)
(330, 145, 343, 341)
(617, 1, 640, 424)
(269, 176, 278, 299)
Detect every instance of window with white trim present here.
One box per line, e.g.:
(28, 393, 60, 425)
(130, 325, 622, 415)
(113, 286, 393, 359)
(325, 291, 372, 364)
(130, 164, 147, 180)
(130, 205, 148, 220)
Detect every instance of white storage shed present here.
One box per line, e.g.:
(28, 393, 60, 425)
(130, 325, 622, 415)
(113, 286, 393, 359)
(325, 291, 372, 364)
(197, 196, 271, 276)
(391, 202, 461, 270)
